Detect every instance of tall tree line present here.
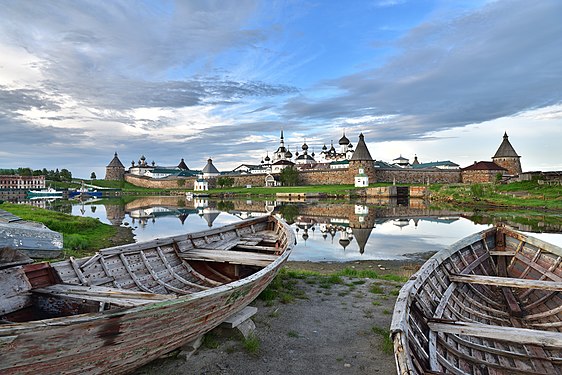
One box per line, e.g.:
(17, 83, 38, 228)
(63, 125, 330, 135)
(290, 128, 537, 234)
(0, 168, 72, 182)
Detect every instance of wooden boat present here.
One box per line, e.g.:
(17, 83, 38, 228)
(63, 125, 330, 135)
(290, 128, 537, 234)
(0, 215, 294, 375)
(391, 225, 562, 375)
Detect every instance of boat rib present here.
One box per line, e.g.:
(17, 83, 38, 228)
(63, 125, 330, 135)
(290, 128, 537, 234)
(392, 225, 562, 375)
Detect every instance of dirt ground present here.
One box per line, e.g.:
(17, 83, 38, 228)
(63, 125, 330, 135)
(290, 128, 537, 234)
(135, 260, 422, 375)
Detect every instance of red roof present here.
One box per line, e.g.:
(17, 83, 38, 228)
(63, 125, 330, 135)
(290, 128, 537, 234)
(462, 161, 507, 171)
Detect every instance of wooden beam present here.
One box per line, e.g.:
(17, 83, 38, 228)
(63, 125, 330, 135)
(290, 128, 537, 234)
(449, 274, 562, 291)
(489, 250, 517, 256)
(179, 249, 278, 267)
(428, 320, 562, 347)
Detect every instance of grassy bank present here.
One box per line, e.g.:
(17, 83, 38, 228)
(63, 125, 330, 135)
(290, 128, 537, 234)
(0, 202, 118, 258)
(429, 181, 562, 211)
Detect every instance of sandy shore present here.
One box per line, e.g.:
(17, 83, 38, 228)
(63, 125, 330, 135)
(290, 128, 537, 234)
(135, 260, 422, 375)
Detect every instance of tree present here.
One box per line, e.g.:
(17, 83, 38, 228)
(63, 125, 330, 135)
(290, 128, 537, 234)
(90, 172, 97, 180)
(59, 168, 72, 182)
(279, 166, 299, 186)
(217, 176, 234, 188)
(17, 167, 32, 176)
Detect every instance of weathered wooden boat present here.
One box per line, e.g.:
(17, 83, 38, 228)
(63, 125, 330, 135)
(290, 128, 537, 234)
(0, 215, 294, 374)
(391, 225, 562, 374)
(0, 209, 63, 258)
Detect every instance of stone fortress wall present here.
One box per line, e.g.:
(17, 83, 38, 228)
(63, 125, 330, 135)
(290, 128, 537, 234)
(119, 132, 524, 189)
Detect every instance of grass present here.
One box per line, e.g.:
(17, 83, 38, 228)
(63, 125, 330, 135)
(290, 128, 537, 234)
(287, 330, 299, 338)
(0, 202, 117, 257)
(258, 267, 408, 306)
(429, 181, 562, 211)
(372, 326, 394, 355)
(369, 284, 384, 294)
(202, 333, 220, 349)
(242, 334, 260, 355)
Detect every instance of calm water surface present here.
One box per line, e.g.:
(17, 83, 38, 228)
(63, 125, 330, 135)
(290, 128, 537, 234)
(62, 197, 562, 263)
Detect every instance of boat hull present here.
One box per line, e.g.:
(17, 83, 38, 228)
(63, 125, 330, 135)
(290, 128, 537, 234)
(391, 226, 562, 374)
(0, 215, 293, 374)
(1, 267, 279, 374)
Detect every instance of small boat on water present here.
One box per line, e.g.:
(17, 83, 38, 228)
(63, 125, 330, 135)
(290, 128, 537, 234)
(0, 215, 294, 375)
(391, 225, 562, 375)
(26, 187, 63, 198)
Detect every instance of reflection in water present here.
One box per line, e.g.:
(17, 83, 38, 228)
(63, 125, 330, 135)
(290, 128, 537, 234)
(42, 196, 562, 262)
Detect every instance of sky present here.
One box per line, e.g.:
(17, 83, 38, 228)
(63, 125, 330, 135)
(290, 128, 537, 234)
(1, 0, 561, 178)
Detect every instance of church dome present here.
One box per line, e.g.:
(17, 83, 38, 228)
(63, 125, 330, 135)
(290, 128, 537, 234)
(302, 142, 309, 151)
(339, 133, 350, 145)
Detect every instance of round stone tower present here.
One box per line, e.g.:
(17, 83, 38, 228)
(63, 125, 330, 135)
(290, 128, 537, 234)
(492, 132, 522, 175)
(105, 152, 126, 180)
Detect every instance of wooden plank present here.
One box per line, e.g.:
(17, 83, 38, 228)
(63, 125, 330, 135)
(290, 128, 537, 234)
(449, 274, 562, 291)
(119, 253, 155, 293)
(497, 253, 522, 315)
(179, 249, 278, 267)
(489, 250, 517, 256)
(234, 244, 279, 253)
(139, 250, 190, 295)
(33, 284, 173, 307)
(155, 246, 208, 290)
(33, 284, 172, 300)
(69, 256, 89, 285)
(428, 320, 562, 347)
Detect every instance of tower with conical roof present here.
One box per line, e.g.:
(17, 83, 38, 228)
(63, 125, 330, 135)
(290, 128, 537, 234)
(349, 133, 375, 184)
(492, 132, 522, 175)
(105, 152, 125, 180)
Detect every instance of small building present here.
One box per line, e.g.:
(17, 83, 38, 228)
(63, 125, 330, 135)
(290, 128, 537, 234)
(194, 179, 209, 192)
(461, 161, 507, 183)
(355, 167, 369, 187)
(105, 152, 125, 180)
(265, 173, 281, 187)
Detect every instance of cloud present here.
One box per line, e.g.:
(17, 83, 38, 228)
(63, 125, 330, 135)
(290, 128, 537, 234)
(282, 1, 562, 140)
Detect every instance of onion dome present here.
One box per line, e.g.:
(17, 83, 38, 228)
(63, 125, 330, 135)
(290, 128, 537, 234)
(339, 237, 350, 250)
(264, 154, 270, 162)
(140, 155, 146, 161)
(339, 132, 350, 145)
(285, 147, 293, 159)
(295, 151, 299, 157)
(348, 143, 353, 149)
(302, 142, 309, 151)
(322, 144, 327, 151)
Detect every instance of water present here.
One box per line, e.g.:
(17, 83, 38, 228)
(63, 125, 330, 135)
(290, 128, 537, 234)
(56, 196, 562, 263)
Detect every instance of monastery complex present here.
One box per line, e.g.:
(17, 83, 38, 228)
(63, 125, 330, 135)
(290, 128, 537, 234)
(105, 131, 524, 190)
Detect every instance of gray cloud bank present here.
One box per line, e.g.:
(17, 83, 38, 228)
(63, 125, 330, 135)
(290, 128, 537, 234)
(284, 1, 562, 141)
